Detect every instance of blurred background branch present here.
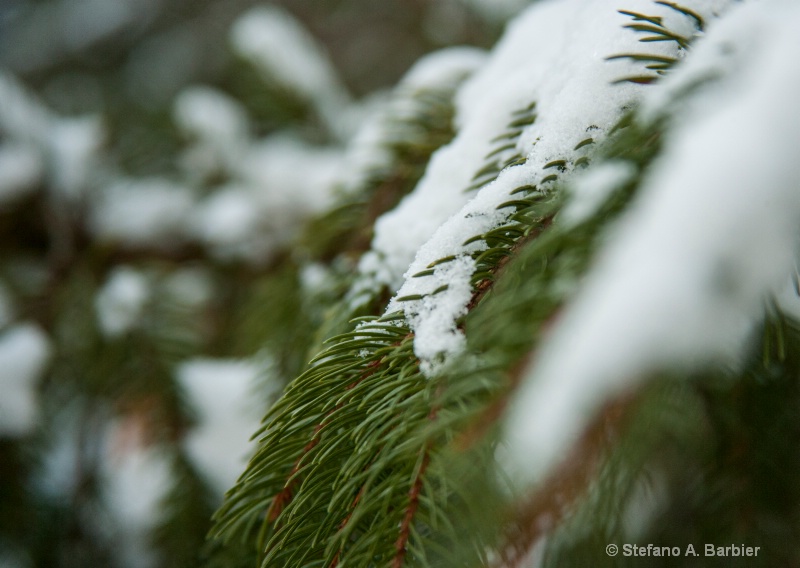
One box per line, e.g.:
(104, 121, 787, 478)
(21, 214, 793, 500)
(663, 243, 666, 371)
(0, 1, 524, 566)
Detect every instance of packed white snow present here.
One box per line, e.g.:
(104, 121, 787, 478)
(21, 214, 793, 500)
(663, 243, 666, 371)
(338, 47, 486, 197)
(560, 161, 637, 227)
(0, 323, 52, 436)
(503, 0, 800, 484)
(368, 0, 731, 373)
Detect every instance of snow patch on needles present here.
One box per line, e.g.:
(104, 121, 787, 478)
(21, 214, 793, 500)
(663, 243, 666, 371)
(561, 161, 637, 227)
(339, 47, 486, 197)
(0, 143, 43, 203)
(399, 47, 488, 93)
(231, 5, 351, 140)
(0, 71, 51, 143)
(0, 323, 52, 436)
(404, 255, 476, 376)
(504, 0, 800, 484)
(176, 358, 269, 494)
(237, 135, 341, 217)
(194, 136, 341, 263)
(192, 184, 270, 262)
(95, 267, 151, 338)
(174, 86, 249, 179)
(49, 115, 104, 198)
(0, 72, 103, 200)
(379, 0, 705, 374)
(91, 178, 195, 248)
(102, 428, 172, 568)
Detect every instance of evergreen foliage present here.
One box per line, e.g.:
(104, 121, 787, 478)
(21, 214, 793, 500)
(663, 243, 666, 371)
(2, 0, 800, 567)
(213, 1, 800, 566)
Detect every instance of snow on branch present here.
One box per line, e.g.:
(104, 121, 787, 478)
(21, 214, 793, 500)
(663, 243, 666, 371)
(0, 71, 103, 200)
(231, 5, 352, 140)
(365, 0, 732, 374)
(503, 0, 800, 485)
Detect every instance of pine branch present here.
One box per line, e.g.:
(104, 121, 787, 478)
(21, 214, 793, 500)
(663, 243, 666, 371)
(208, 2, 800, 566)
(610, 2, 707, 85)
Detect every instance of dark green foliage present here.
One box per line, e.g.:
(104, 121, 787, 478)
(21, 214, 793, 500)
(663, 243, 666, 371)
(154, 454, 218, 568)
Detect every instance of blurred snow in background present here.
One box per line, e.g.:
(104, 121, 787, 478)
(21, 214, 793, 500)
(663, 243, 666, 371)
(176, 358, 270, 493)
(0, 323, 51, 436)
(0, 1, 508, 565)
